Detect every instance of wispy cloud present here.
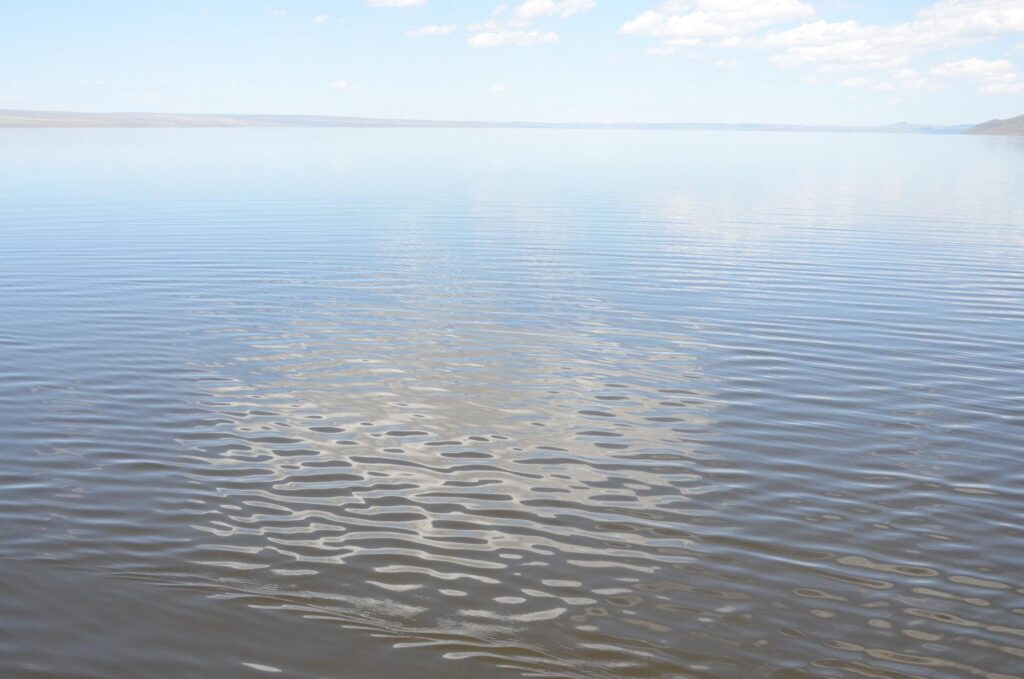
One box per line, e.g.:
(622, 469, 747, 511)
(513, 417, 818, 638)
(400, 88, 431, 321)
(840, 76, 895, 91)
(621, 1, 1024, 68)
(893, 68, 947, 90)
(931, 57, 1024, 94)
(828, 67, 949, 92)
(329, 80, 351, 90)
(931, 56, 1019, 80)
(407, 24, 458, 37)
(467, 0, 592, 47)
(622, 0, 1024, 96)
(764, 0, 1024, 70)
(514, 0, 596, 22)
(979, 81, 1024, 93)
(621, 0, 814, 47)
(469, 30, 558, 47)
(646, 45, 676, 57)
(366, 0, 426, 7)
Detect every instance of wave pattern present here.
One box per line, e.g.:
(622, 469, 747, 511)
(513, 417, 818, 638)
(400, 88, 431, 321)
(1, 130, 1023, 678)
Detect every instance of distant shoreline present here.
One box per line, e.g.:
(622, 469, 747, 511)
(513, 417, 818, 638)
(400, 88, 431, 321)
(0, 109, 975, 135)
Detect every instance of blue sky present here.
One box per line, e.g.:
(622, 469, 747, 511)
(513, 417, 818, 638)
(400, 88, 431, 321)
(2, 1, 1023, 125)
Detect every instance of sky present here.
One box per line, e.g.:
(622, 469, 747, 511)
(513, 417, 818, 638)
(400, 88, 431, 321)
(2, 0, 1023, 126)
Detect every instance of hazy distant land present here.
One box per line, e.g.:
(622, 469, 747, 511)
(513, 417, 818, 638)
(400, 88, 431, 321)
(2, 108, 1022, 135)
(965, 114, 1024, 136)
(0, 108, 980, 134)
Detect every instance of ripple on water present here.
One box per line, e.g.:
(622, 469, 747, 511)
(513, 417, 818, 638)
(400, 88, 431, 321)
(1, 129, 1023, 679)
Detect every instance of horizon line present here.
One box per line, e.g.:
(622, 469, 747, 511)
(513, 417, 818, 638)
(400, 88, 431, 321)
(0, 107, 986, 133)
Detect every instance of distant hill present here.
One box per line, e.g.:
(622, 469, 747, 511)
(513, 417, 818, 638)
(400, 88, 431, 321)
(0, 109, 969, 134)
(966, 114, 1024, 136)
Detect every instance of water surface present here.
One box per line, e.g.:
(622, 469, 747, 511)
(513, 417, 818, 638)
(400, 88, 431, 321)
(1, 129, 1023, 678)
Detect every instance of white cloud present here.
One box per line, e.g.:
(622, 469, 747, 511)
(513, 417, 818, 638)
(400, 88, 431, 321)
(468, 30, 558, 46)
(918, 0, 1024, 38)
(407, 24, 458, 37)
(931, 56, 1024, 93)
(514, 0, 596, 21)
(329, 80, 351, 90)
(271, 8, 287, 15)
(623, 0, 1024, 99)
(367, 0, 426, 7)
(312, 14, 330, 24)
(489, 83, 508, 92)
(765, 0, 1024, 70)
(620, 0, 815, 47)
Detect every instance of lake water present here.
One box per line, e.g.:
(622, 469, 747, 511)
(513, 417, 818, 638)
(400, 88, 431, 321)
(1, 129, 1022, 678)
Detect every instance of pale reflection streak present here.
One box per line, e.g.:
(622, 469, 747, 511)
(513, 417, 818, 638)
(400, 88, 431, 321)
(165, 214, 725, 677)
